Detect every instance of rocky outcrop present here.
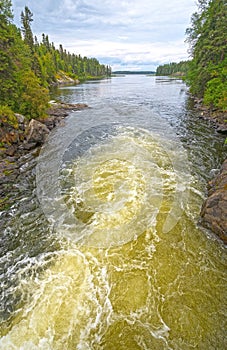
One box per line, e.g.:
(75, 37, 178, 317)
(192, 97, 227, 243)
(0, 113, 28, 157)
(47, 101, 88, 118)
(0, 102, 88, 209)
(0, 102, 88, 156)
(54, 71, 80, 85)
(194, 97, 227, 134)
(200, 159, 227, 243)
(25, 119, 50, 145)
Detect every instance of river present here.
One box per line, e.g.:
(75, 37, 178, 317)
(0, 75, 226, 349)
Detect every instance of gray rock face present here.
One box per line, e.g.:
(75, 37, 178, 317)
(25, 119, 50, 145)
(200, 159, 227, 243)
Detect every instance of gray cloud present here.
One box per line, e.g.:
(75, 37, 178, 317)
(12, 0, 197, 71)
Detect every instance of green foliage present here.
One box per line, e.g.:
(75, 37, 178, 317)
(0, 0, 13, 22)
(204, 77, 227, 111)
(0, 13, 17, 107)
(0, 2, 112, 121)
(186, 0, 227, 111)
(33, 34, 111, 84)
(18, 71, 50, 119)
(156, 61, 190, 76)
(21, 6, 34, 50)
(0, 105, 18, 128)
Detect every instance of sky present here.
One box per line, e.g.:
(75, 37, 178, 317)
(11, 0, 198, 71)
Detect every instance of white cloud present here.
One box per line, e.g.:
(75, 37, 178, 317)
(12, 0, 197, 70)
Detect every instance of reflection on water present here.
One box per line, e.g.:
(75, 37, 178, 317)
(0, 76, 226, 349)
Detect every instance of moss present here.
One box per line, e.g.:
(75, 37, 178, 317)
(3, 169, 14, 176)
(0, 197, 11, 211)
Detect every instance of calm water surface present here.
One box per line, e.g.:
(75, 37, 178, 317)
(0, 76, 226, 349)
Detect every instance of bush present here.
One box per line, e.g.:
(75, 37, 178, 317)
(204, 78, 227, 111)
(18, 71, 50, 119)
(0, 105, 18, 128)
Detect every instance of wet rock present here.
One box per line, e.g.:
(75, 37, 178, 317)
(41, 116, 59, 130)
(20, 142, 38, 151)
(5, 145, 17, 156)
(200, 159, 227, 243)
(217, 124, 227, 134)
(47, 109, 68, 118)
(193, 97, 227, 131)
(47, 102, 88, 117)
(41, 101, 88, 129)
(25, 119, 50, 145)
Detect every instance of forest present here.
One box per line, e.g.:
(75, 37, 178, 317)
(1, 0, 226, 125)
(156, 0, 227, 112)
(156, 61, 189, 77)
(0, 1, 111, 121)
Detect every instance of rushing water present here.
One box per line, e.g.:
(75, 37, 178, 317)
(0, 76, 226, 349)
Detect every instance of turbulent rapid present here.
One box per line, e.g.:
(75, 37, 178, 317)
(0, 76, 226, 349)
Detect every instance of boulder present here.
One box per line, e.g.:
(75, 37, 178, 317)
(217, 124, 227, 134)
(15, 113, 25, 124)
(47, 102, 88, 117)
(200, 159, 227, 243)
(25, 119, 50, 145)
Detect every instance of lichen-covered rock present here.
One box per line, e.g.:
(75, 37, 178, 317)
(200, 159, 227, 243)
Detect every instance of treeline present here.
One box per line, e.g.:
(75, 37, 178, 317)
(186, 0, 227, 111)
(156, 61, 190, 76)
(0, 1, 111, 120)
(156, 1, 227, 112)
(33, 34, 111, 86)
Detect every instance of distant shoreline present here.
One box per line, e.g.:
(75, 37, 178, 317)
(112, 71, 156, 75)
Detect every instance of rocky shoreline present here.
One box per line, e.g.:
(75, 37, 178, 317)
(193, 98, 227, 244)
(0, 102, 88, 210)
(200, 159, 227, 243)
(194, 97, 227, 134)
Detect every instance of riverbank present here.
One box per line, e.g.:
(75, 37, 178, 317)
(200, 159, 227, 243)
(193, 98, 227, 243)
(0, 102, 88, 210)
(194, 97, 227, 134)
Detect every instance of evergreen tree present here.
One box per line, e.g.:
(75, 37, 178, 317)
(18, 70, 49, 119)
(186, 0, 227, 110)
(21, 6, 34, 50)
(156, 61, 190, 76)
(0, 0, 13, 22)
(0, 1, 18, 108)
(1, 2, 111, 121)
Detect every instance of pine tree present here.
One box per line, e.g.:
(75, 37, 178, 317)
(21, 6, 34, 50)
(186, 0, 227, 110)
(0, 0, 17, 107)
(1, 2, 111, 120)
(0, 0, 13, 22)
